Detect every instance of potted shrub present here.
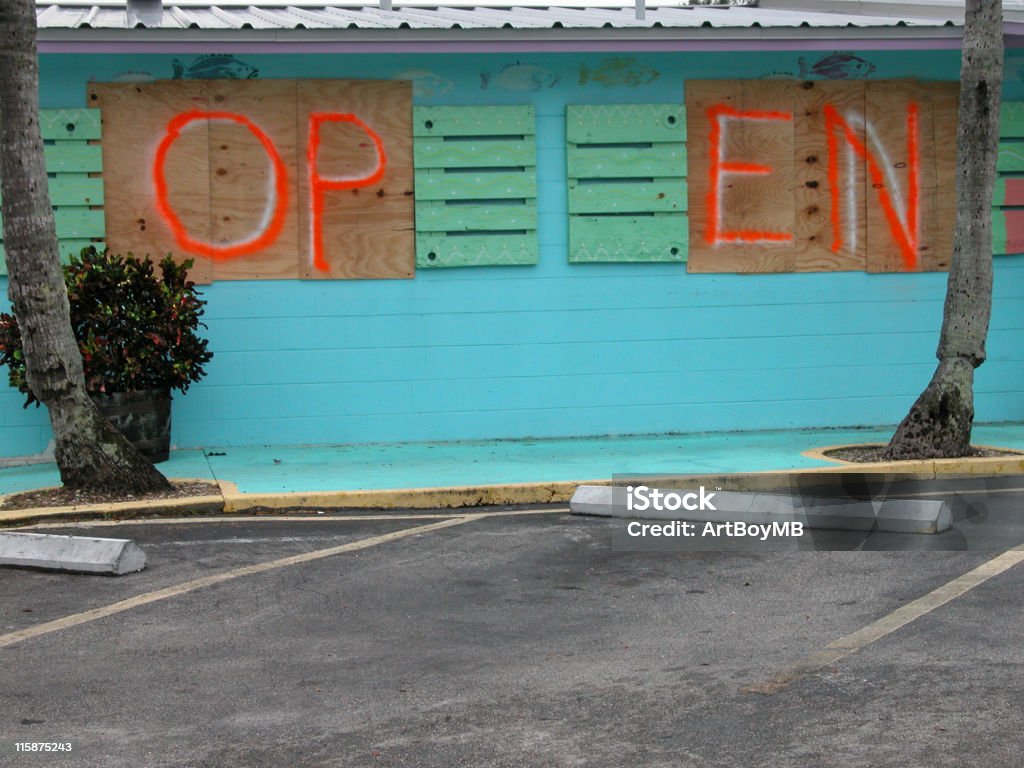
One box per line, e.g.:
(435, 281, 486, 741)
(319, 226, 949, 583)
(0, 247, 212, 462)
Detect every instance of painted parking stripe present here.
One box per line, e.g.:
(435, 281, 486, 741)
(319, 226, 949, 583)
(16, 508, 570, 530)
(0, 515, 482, 650)
(744, 545, 1024, 695)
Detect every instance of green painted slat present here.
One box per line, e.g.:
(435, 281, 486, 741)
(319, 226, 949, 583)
(567, 143, 686, 179)
(39, 108, 102, 141)
(0, 239, 102, 275)
(53, 208, 105, 239)
(415, 169, 536, 201)
(414, 138, 536, 169)
(56, 239, 104, 261)
(1, 176, 103, 207)
(568, 214, 687, 263)
(569, 178, 687, 214)
(48, 176, 104, 207)
(993, 209, 1024, 255)
(1, 208, 105, 239)
(997, 143, 1024, 172)
(567, 104, 686, 144)
(413, 106, 535, 138)
(416, 201, 537, 232)
(43, 144, 103, 173)
(416, 233, 538, 267)
(1000, 102, 1024, 139)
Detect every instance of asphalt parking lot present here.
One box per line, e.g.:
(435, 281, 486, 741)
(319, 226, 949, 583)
(1, 480, 1023, 767)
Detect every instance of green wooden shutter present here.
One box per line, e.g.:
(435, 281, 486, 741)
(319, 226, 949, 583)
(413, 105, 538, 268)
(994, 101, 1024, 256)
(0, 108, 106, 276)
(566, 104, 687, 263)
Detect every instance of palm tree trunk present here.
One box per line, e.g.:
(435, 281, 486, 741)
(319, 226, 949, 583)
(0, 0, 169, 491)
(886, 0, 1003, 459)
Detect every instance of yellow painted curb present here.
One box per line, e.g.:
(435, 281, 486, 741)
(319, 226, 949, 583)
(219, 479, 600, 513)
(0, 478, 224, 526)
(802, 443, 1024, 476)
(3, 445, 1024, 524)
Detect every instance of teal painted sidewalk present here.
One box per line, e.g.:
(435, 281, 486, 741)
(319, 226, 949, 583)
(3, 424, 1024, 498)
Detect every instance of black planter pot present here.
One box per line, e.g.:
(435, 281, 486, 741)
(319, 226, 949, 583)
(89, 388, 172, 463)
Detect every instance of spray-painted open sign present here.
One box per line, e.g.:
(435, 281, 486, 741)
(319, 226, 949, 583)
(89, 79, 414, 283)
(686, 80, 959, 274)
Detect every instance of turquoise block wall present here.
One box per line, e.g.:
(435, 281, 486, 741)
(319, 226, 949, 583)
(2, 49, 1023, 457)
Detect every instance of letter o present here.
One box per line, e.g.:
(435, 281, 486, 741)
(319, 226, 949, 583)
(153, 110, 289, 261)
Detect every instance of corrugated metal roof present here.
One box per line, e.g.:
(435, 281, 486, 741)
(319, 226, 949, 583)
(35, 1, 965, 32)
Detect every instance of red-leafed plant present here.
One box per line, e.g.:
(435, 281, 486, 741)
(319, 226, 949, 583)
(0, 247, 212, 406)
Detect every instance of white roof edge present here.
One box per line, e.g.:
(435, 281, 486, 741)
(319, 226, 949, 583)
(35, 25, 967, 42)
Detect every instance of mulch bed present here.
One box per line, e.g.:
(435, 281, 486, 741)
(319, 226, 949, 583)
(0, 480, 221, 511)
(823, 444, 1023, 463)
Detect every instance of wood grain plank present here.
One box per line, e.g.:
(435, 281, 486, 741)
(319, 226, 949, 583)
(569, 215, 687, 263)
(996, 142, 1024, 172)
(89, 81, 214, 283)
(999, 101, 1024, 138)
(207, 79, 301, 281)
(414, 169, 536, 201)
(865, 80, 937, 273)
(414, 137, 536, 169)
(685, 80, 737, 273)
(297, 80, 414, 280)
(930, 82, 959, 271)
(993, 208, 1024, 255)
(687, 80, 795, 274)
(567, 143, 686, 179)
(415, 233, 537, 267)
(42, 143, 103, 173)
(568, 178, 686, 214)
(416, 201, 536, 232)
(566, 104, 686, 144)
(39, 108, 102, 141)
(993, 175, 1024, 206)
(792, 80, 866, 272)
(413, 105, 534, 137)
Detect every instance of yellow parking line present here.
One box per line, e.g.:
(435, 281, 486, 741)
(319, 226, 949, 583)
(16, 507, 569, 530)
(744, 545, 1024, 695)
(0, 515, 482, 650)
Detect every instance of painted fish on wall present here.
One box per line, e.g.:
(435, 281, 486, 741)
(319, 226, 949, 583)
(394, 69, 455, 98)
(480, 63, 559, 92)
(110, 70, 156, 83)
(798, 52, 876, 80)
(172, 55, 260, 80)
(578, 57, 660, 88)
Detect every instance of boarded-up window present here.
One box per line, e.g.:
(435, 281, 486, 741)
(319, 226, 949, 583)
(413, 106, 537, 268)
(0, 109, 105, 274)
(88, 80, 413, 283)
(685, 80, 958, 274)
(566, 104, 687, 263)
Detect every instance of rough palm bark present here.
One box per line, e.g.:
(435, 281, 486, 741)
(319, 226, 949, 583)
(0, 0, 169, 490)
(886, 0, 1003, 460)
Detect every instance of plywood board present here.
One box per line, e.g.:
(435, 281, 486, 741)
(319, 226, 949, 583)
(685, 80, 738, 273)
(89, 81, 214, 283)
(793, 80, 867, 272)
(297, 80, 414, 280)
(864, 81, 938, 273)
(207, 79, 300, 280)
(930, 82, 959, 271)
(687, 80, 795, 274)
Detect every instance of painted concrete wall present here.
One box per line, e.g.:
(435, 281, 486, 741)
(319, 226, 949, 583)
(2, 49, 1023, 457)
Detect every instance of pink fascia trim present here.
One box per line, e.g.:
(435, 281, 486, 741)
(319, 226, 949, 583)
(38, 36, 969, 55)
